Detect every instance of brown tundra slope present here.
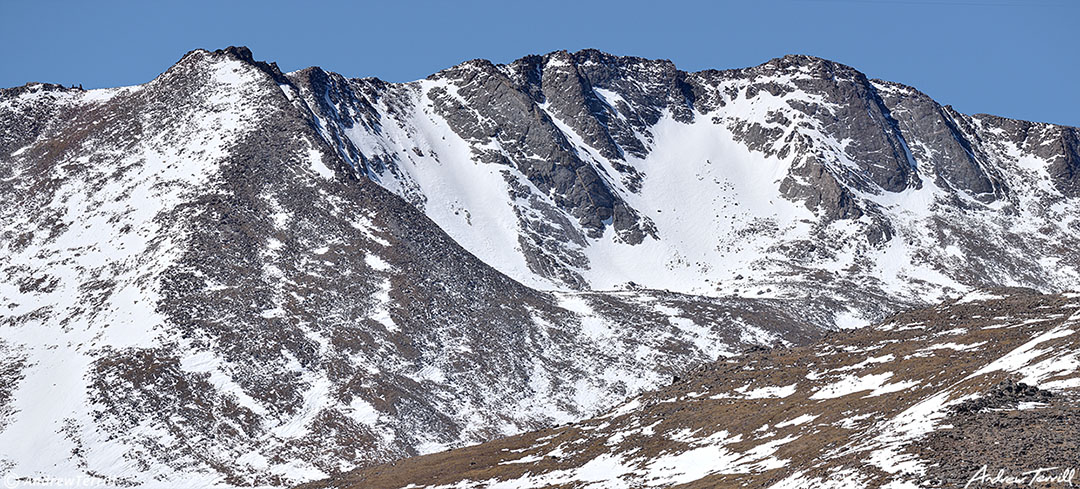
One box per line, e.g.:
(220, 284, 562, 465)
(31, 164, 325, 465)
(299, 289, 1080, 489)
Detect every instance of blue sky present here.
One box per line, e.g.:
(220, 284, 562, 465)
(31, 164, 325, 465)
(2, 0, 1076, 126)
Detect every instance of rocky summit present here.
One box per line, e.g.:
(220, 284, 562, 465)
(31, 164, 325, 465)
(0, 47, 1078, 487)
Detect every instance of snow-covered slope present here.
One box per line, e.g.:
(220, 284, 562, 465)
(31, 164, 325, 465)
(1, 46, 1078, 487)
(305, 290, 1080, 489)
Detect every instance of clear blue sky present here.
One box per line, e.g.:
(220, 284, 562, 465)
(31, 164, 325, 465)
(2, 0, 1076, 126)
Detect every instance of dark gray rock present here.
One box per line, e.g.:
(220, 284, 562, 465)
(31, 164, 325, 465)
(873, 80, 1003, 200)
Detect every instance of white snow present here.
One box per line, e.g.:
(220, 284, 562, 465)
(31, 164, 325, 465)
(308, 147, 334, 179)
(837, 354, 895, 371)
(812, 371, 902, 399)
(775, 414, 819, 428)
(735, 383, 798, 399)
(365, 253, 392, 271)
(968, 325, 1075, 380)
(347, 397, 381, 426)
(956, 291, 1005, 304)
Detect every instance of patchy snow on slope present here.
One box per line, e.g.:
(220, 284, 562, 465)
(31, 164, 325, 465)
(968, 325, 1075, 380)
(956, 291, 1006, 304)
(810, 372, 898, 400)
(0, 53, 278, 485)
(735, 383, 799, 399)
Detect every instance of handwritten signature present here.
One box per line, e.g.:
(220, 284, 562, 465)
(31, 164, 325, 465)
(965, 465, 1077, 488)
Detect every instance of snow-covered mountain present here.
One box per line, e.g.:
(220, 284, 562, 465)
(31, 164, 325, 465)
(304, 290, 1080, 489)
(292, 48, 1080, 311)
(0, 46, 1078, 486)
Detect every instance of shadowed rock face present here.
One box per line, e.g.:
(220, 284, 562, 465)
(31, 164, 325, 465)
(1, 46, 1079, 488)
(873, 81, 1001, 199)
(428, 59, 626, 238)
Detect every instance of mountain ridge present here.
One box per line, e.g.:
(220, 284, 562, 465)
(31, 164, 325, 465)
(11, 47, 1079, 130)
(1, 46, 1079, 487)
(268, 43, 1080, 301)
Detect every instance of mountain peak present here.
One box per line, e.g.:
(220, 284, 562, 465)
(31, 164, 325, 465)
(0, 81, 79, 98)
(215, 45, 255, 62)
(744, 53, 865, 81)
(171, 45, 287, 83)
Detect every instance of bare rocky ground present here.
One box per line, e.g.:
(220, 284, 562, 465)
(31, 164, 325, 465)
(918, 382, 1078, 488)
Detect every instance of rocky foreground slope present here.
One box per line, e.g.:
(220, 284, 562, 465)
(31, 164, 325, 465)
(302, 290, 1080, 489)
(1, 46, 1078, 486)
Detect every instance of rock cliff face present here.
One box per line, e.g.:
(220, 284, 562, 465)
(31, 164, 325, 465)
(0, 47, 1078, 487)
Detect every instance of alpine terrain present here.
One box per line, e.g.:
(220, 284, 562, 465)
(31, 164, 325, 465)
(304, 290, 1080, 488)
(0, 46, 1077, 487)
